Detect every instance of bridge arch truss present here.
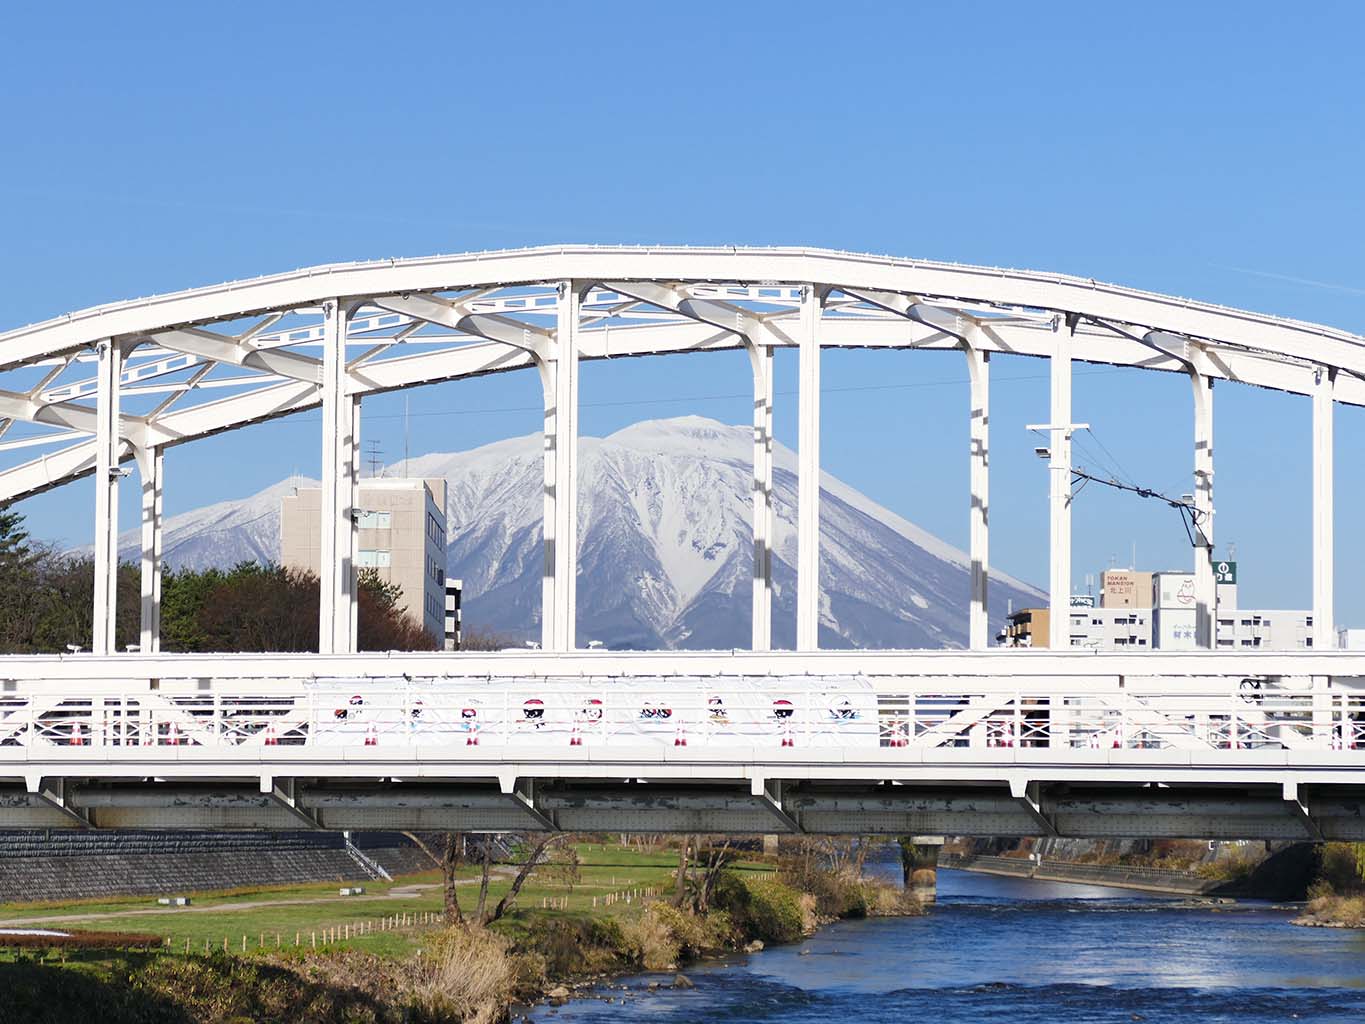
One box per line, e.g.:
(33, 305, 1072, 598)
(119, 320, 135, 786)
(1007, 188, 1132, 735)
(0, 246, 1360, 656)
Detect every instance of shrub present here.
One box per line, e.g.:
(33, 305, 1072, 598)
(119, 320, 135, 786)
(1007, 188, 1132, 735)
(410, 926, 519, 1024)
(520, 916, 624, 978)
(741, 878, 808, 944)
(617, 908, 679, 971)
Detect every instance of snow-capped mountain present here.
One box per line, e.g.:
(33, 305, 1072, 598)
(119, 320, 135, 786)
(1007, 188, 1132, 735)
(116, 416, 1043, 649)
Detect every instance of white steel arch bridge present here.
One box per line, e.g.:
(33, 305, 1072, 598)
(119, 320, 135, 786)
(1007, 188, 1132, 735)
(1, 246, 1363, 837)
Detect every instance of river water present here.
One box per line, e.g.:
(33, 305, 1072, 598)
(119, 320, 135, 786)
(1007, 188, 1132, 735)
(530, 868, 1365, 1023)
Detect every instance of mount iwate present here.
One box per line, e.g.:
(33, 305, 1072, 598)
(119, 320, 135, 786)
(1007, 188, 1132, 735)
(123, 417, 1042, 649)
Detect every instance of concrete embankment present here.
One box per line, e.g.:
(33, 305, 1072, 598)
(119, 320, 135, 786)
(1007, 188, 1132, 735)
(941, 853, 1233, 896)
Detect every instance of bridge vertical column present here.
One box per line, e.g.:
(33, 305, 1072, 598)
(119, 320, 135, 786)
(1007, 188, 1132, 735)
(319, 300, 359, 655)
(1312, 366, 1336, 649)
(137, 446, 163, 653)
(1192, 371, 1215, 648)
(549, 280, 581, 652)
(966, 342, 990, 650)
(748, 341, 774, 651)
(92, 337, 123, 656)
(796, 286, 822, 652)
(1047, 317, 1073, 649)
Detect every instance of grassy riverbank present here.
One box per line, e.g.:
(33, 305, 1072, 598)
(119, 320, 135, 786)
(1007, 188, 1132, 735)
(0, 840, 920, 1023)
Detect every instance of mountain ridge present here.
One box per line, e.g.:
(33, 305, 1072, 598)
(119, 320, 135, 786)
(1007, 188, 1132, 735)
(109, 416, 1043, 649)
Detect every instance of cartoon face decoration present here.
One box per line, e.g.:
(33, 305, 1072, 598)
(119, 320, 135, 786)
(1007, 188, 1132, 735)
(708, 696, 728, 722)
(522, 698, 545, 723)
(582, 698, 603, 722)
(639, 701, 673, 720)
(772, 699, 794, 720)
(335, 694, 364, 720)
(410, 699, 424, 720)
(829, 696, 857, 721)
(461, 706, 478, 721)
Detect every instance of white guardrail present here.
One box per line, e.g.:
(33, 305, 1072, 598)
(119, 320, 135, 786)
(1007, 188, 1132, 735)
(4, 670, 1365, 754)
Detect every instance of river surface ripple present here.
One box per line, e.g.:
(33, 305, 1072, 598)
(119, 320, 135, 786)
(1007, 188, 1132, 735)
(530, 868, 1365, 1023)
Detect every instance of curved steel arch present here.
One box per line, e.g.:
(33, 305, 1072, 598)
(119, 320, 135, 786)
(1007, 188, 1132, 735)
(0, 246, 1355, 657)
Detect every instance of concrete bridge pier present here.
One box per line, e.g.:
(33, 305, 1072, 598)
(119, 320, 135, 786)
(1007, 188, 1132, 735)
(899, 835, 945, 904)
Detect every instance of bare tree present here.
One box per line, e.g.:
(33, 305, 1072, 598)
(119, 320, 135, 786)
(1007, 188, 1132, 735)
(482, 834, 569, 925)
(441, 832, 465, 925)
(475, 841, 494, 922)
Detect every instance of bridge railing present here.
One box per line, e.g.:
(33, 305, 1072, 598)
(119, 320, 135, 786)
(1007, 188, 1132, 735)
(4, 672, 1365, 755)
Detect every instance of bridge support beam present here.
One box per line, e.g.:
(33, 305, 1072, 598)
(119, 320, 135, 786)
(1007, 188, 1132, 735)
(749, 342, 774, 651)
(1192, 371, 1215, 648)
(499, 773, 558, 831)
(137, 447, 163, 653)
(92, 338, 123, 656)
(1313, 367, 1335, 649)
(26, 776, 92, 828)
(262, 776, 322, 830)
(966, 344, 990, 650)
(319, 300, 359, 655)
(1048, 318, 1073, 649)
(797, 287, 821, 652)
(752, 777, 802, 833)
(540, 282, 582, 652)
(1010, 778, 1057, 836)
(1284, 781, 1322, 840)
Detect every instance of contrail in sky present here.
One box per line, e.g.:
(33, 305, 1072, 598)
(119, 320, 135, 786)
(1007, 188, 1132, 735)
(1214, 264, 1365, 297)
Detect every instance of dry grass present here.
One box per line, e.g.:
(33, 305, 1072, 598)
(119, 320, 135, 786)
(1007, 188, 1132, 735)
(617, 906, 680, 971)
(407, 926, 521, 1024)
(1299, 891, 1365, 928)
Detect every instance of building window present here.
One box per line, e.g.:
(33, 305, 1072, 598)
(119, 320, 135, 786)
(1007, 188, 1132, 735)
(1218, 619, 1233, 627)
(357, 549, 391, 568)
(1218, 639, 1233, 647)
(357, 511, 391, 529)
(1241, 639, 1253, 647)
(1306, 637, 1314, 647)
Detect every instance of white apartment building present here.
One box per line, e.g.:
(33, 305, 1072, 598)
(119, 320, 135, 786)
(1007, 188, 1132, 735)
(280, 478, 449, 639)
(1216, 610, 1315, 651)
(1057, 563, 1318, 652)
(1067, 605, 1152, 649)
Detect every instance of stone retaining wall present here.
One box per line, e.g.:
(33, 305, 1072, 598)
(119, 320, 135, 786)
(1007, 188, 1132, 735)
(0, 830, 437, 904)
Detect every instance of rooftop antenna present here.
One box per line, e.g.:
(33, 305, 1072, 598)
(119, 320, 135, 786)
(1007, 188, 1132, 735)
(1131, 540, 1136, 571)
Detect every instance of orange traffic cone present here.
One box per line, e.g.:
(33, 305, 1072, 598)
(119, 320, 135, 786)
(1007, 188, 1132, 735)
(69, 722, 85, 746)
(264, 723, 278, 747)
(167, 721, 181, 747)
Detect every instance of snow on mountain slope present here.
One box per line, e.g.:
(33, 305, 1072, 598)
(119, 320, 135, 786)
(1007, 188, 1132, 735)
(115, 416, 1043, 649)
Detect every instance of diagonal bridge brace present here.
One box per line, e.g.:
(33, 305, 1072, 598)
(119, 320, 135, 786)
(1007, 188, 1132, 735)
(751, 776, 803, 834)
(1009, 778, 1057, 837)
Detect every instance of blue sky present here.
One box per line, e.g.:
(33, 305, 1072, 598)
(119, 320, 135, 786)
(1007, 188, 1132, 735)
(2, 2, 1363, 623)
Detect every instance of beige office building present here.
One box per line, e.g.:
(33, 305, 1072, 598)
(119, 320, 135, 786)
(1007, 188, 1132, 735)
(280, 478, 449, 639)
(1100, 569, 1153, 609)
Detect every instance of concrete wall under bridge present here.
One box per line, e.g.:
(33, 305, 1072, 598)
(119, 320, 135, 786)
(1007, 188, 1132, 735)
(3, 650, 1365, 839)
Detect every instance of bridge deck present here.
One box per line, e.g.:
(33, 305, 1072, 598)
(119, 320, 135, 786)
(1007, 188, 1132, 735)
(2, 651, 1363, 837)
